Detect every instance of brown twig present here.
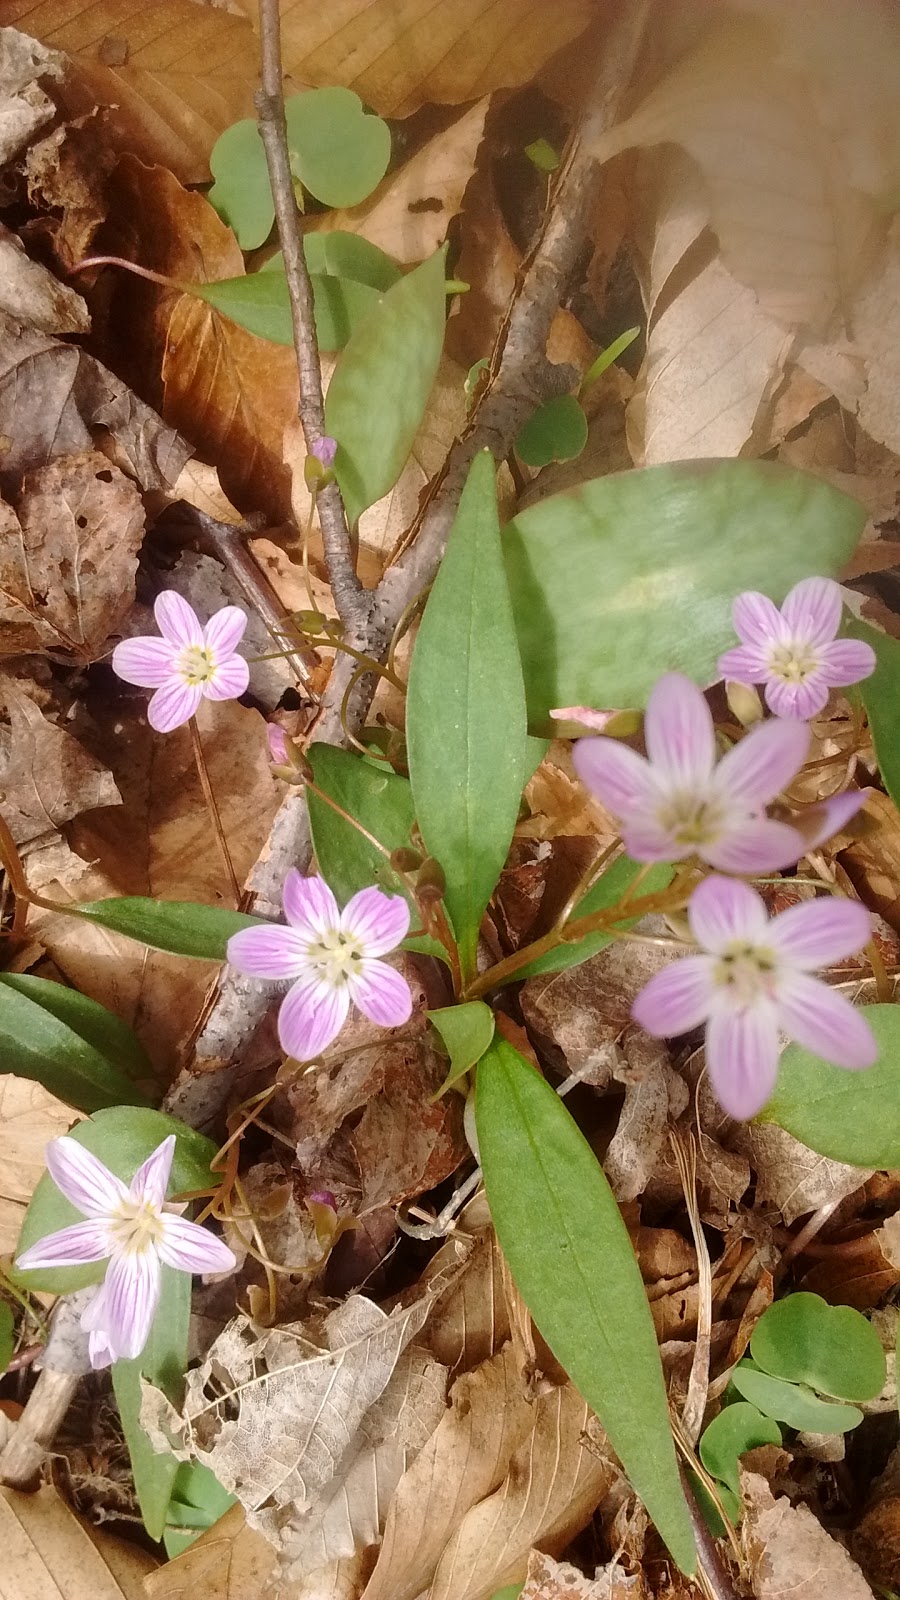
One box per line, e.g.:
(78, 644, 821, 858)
(188, 716, 241, 906)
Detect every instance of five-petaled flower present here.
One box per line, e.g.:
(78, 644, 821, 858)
(226, 871, 413, 1062)
(718, 577, 875, 719)
(632, 876, 877, 1119)
(16, 1135, 235, 1369)
(112, 592, 250, 733)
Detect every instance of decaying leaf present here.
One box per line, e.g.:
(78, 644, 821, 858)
(143, 1503, 277, 1600)
(0, 681, 120, 851)
(0, 222, 87, 334)
(418, 1192, 512, 1373)
(0, 25, 63, 167)
(520, 1548, 646, 1599)
(743, 1470, 874, 1599)
(746, 1121, 873, 1226)
(0, 1482, 156, 1598)
(604, 1037, 689, 1204)
(0, 1075, 77, 1257)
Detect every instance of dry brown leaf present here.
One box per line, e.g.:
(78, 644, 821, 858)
(0, 26, 62, 166)
(0, 680, 120, 850)
(853, 1442, 900, 1593)
(520, 1549, 645, 1599)
(24, 118, 113, 272)
(841, 791, 900, 933)
(742, 1471, 874, 1599)
(746, 1122, 872, 1226)
(0, 1482, 155, 1599)
(417, 1192, 512, 1374)
(0, 221, 87, 334)
(800, 1225, 900, 1313)
(604, 1038, 689, 1204)
(850, 216, 900, 457)
(0, 1075, 77, 1257)
(144, 1503, 277, 1600)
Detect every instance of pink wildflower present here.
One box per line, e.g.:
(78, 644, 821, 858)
(632, 876, 876, 1119)
(718, 577, 875, 719)
(312, 436, 338, 468)
(112, 592, 249, 733)
(226, 871, 412, 1062)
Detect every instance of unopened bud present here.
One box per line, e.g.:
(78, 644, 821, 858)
(726, 679, 763, 727)
(267, 723, 290, 765)
(391, 846, 423, 873)
(304, 436, 337, 493)
(416, 857, 446, 902)
(307, 1188, 337, 1211)
(550, 706, 642, 739)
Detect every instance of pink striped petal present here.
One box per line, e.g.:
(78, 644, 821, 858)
(348, 959, 413, 1028)
(16, 1219, 111, 1271)
(342, 887, 410, 955)
(154, 591, 203, 649)
(282, 871, 340, 936)
(103, 1249, 160, 1361)
(111, 637, 176, 687)
(764, 674, 830, 719)
(158, 1215, 237, 1274)
(130, 1136, 176, 1209)
(203, 654, 250, 702)
(147, 680, 203, 732)
(81, 1283, 116, 1370)
(203, 605, 248, 658)
(621, 816, 681, 863)
(781, 577, 842, 645)
(706, 1004, 780, 1119)
(631, 956, 714, 1037)
(227, 922, 308, 980)
(717, 645, 770, 684)
(820, 637, 877, 687)
(572, 738, 657, 817)
(792, 789, 867, 851)
(777, 974, 878, 1068)
(45, 1137, 127, 1217)
(711, 716, 809, 809)
(688, 876, 769, 952)
(278, 975, 349, 1061)
(705, 817, 806, 874)
(643, 674, 715, 787)
(769, 897, 871, 969)
(732, 591, 783, 648)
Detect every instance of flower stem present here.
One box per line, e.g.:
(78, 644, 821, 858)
(70, 254, 186, 293)
(188, 716, 241, 907)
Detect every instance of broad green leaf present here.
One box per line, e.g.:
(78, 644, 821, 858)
(515, 394, 588, 468)
(699, 1402, 781, 1497)
(300, 232, 401, 292)
(729, 1362, 862, 1433)
(761, 1004, 899, 1167)
(114, 1264, 190, 1542)
(0, 973, 152, 1113)
(208, 118, 273, 249)
(72, 897, 262, 960)
(750, 1292, 885, 1403)
(0, 1302, 13, 1374)
(407, 452, 528, 978)
(190, 270, 381, 353)
(510, 856, 674, 981)
(476, 1038, 695, 1573)
(846, 619, 900, 808)
(13, 1108, 220, 1294)
(285, 89, 391, 209)
(163, 1461, 235, 1559)
(503, 461, 866, 729)
(306, 744, 445, 961)
(429, 1001, 495, 1095)
(325, 249, 447, 526)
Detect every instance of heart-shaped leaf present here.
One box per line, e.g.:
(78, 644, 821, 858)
(761, 1003, 899, 1167)
(285, 88, 391, 209)
(750, 1292, 885, 1403)
(729, 1363, 862, 1433)
(515, 394, 588, 468)
(429, 1001, 495, 1095)
(0, 973, 151, 1112)
(208, 117, 274, 249)
(699, 1402, 782, 1497)
(72, 897, 263, 960)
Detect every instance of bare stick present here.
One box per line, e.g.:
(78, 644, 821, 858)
(189, 716, 241, 906)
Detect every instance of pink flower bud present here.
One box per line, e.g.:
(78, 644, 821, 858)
(267, 723, 290, 765)
(312, 436, 337, 468)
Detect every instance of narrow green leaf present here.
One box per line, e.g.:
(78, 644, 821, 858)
(503, 461, 866, 728)
(0, 974, 152, 1113)
(285, 89, 391, 209)
(580, 326, 640, 395)
(191, 270, 381, 352)
(325, 249, 447, 526)
(72, 897, 262, 960)
(699, 1402, 781, 1498)
(476, 1038, 695, 1573)
(761, 1003, 899, 1167)
(510, 856, 674, 981)
(163, 1461, 235, 1559)
(750, 1293, 885, 1403)
(407, 452, 528, 978)
(515, 394, 588, 468)
(846, 619, 900, 808)
(114, 1264, 190, 1542)
(729, 1363, 862, 1433)
(0, 1302, 14, 1374)
(429, 1001, 495, 1095)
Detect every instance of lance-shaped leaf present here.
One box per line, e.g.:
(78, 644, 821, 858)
(72, 897, 262, 959)
(0, 973, 151, 1113)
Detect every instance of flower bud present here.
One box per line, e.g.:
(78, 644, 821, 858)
(726, 679, 763, 727)
(416, 857, 446, 902)
(391, 846, 423, 873)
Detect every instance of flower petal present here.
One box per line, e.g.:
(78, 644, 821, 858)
(348, 959, 413, 1028)
(81, 1284, 116, 1370)
(147, 680, 203, 733)
(769, 896, 872, 969)
(111, 637, 176, 688)
(16, 1219, 111, 1271)
(704, 817, 806, 874)
(706, 1005, 781, 1119)
(717, 645, 770, 684)
(130, 1135, 176, 1209)
(278, 975, 349, 1061)
(45, 1137, 127, 1218)
(712, 716, 810, 809)
(282, 870, 340, 937)
(204, 654, 250, 702)
(631, 956, 714, 1037)
(572, 737, 657, 818)
(158, 1215, 237, 1274)
(764, 674, 830, 719)
(342, 886, 410, 956)
(621, 817, 682, 863)
(792, 789, 867, 851)
(103, 1250, 161, 1361)
(227, 922, 308, 980)
(643, 674, 715, 787)
(732, 591, 784, 648)
(820, 637, 877, 687)
(781, 576, 842, 645)
(777, 973, 878, 1068)
(154, 591, 203, 649)
(688, 875, 769, 953)
(203, 605, 248, 658)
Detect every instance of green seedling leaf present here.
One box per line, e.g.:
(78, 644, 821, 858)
(285, 89, 391, 209)
(208, 118, 273, 249)
(191, 270, 381, 352)
(524, 137, 560, 172)
(750, 1292, 885, 1403)
(761, 1003, 900, 1166)
(476, 1037, 695, 1573)
(689, 1472, 740, 1536)
(301, 232, 401, 292)
(730, 1362, 863, 1433)
(13, 1107, 220, 1295)
(163, 1461, 235, 1559)
(503, 460, 865, 729)
(0, 973, 152, 1113)
(846, 619, 900, 808)
(325, 249, 447, 526)
(699, 1402, 782, 1497)
(0, 1302, 14, 1375)
(511, 856, 674, 981)
(515, 394, 588, 468)
(114, 1264, 190, 1542)
(72, 897, 262, 960)
(407, 452, 528, 978)
(580, 326, 641, 395)
(429, 1001, 495, 1095)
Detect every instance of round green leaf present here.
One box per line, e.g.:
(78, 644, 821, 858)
(72, 897, 263, 960)
(0, 973, 151, 1113)
(699, 1402, 781, 1496)
(750, 1293, 885, 1403)
(285, 89, 390, 208)
(729, 1363, 863, 1433)
(761, 1003, 899, 1167)
(429, 1001, 495, 1095)
(515, 394, 588, 468)
(208, 118, 273, 250)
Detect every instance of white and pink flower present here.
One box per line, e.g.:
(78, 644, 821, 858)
(112, 591, 249, 733)
(226, 871, 413, 1062)
(632, 876, 877, 1119)
(718, 577, 875, 719)
(16, 1135, 235, 1369)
